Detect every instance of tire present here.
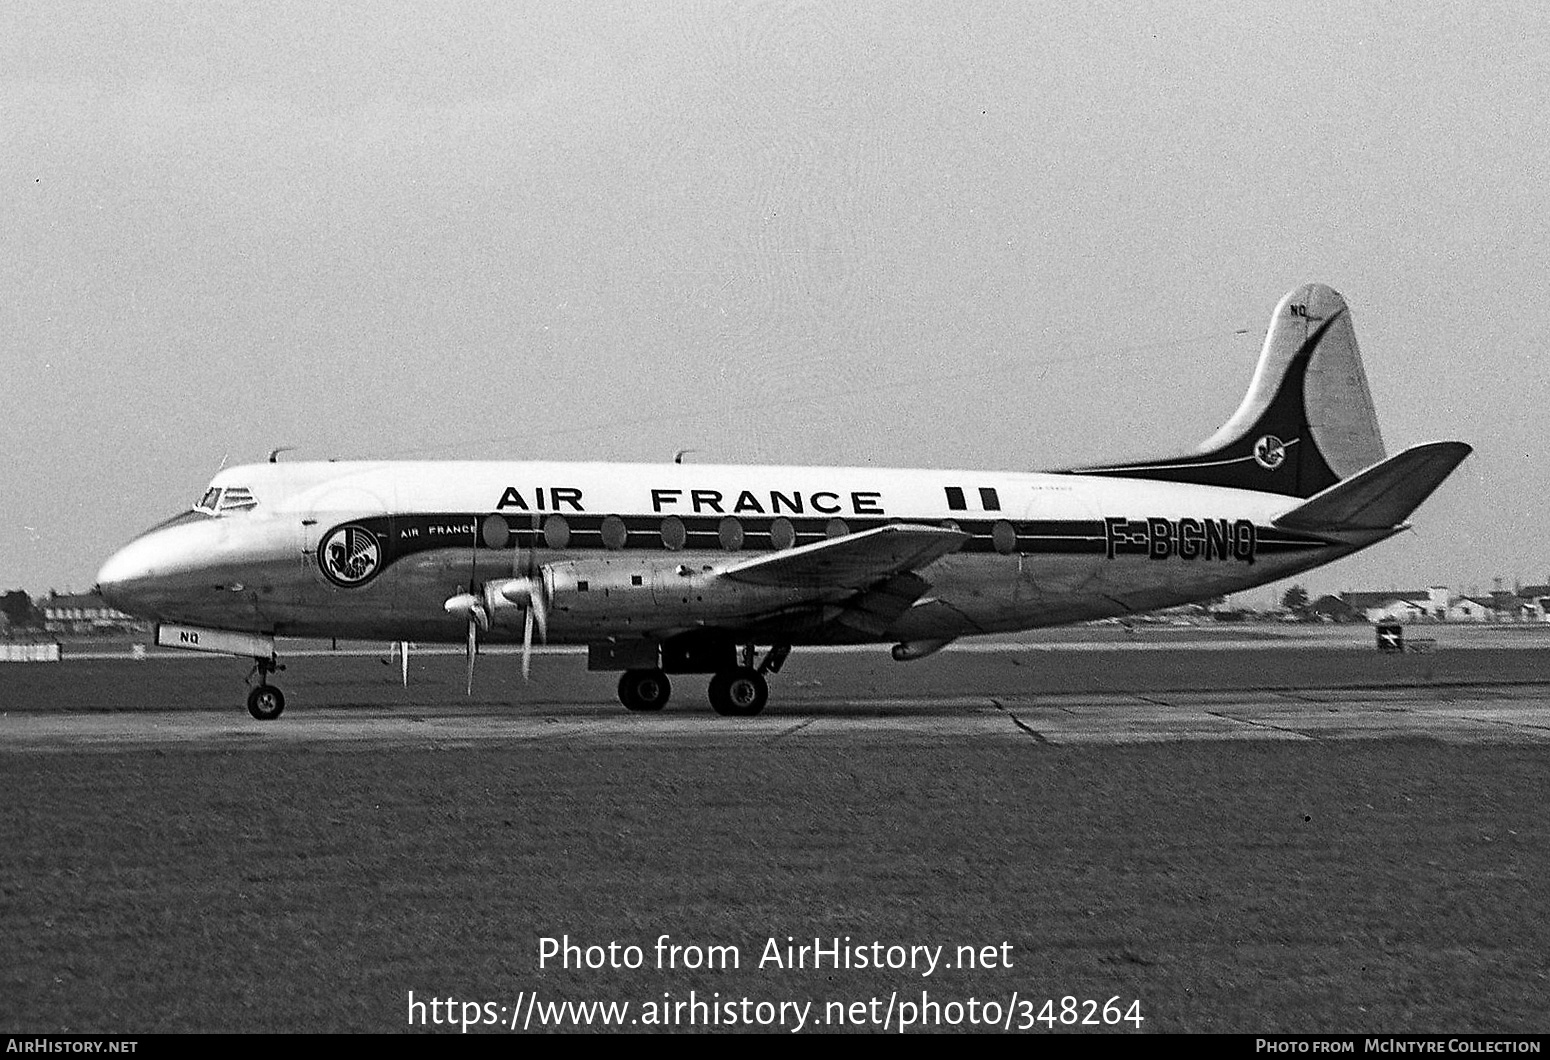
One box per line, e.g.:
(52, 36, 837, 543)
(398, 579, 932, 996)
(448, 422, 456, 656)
(618, 669, 671, 712)
(708, 667, 767, 717)
(247, 684, 285, 721)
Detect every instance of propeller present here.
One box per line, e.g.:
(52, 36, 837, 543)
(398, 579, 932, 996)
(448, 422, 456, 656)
(443, 519, 493, 695)
(500, 572, 549, 679)
(441, 514, 553, 693)
(502, 510, 551, 679)
(385, 640, 411, 686)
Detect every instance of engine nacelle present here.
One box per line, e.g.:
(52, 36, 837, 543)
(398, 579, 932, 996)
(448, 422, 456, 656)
(542, 556, 815, 627)
(891, 638, 954, 661)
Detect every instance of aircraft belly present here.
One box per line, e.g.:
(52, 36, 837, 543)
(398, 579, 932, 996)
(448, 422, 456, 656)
(1013, 546, 1351, 621)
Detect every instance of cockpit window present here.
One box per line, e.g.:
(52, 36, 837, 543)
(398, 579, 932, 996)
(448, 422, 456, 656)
(218, 487, 257, 513)
(192, 485, 258, 516)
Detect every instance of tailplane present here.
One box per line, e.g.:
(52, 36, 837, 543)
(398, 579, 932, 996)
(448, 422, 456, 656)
(1273, 441, 1472, 531)
(1070, 283, 1388, 498)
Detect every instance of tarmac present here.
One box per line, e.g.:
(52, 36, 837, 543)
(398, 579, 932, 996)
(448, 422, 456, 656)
(4, 684, 1550, 751)
(4, 626, 1548, 752)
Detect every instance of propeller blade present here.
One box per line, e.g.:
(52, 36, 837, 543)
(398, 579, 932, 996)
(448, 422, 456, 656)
(522, 607, 535, 680)
(531, 585, 549, 643)
(401, 640, 409, 687)
(464, 618, 477, 696)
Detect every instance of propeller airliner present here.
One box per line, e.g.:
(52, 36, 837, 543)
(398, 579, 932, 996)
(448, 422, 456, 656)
(97, 284, 1470, 719)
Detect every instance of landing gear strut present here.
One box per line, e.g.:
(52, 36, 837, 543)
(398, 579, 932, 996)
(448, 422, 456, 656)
(246, 656, 286, 720)
(618, 669, 672, 712)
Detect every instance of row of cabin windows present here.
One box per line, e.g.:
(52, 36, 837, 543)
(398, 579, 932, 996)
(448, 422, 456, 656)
(499, 514, 1023, 555)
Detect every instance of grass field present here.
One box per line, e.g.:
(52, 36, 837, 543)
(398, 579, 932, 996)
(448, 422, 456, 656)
(4, 737, 1548, 1033)
(3, 640, 1549, 1033)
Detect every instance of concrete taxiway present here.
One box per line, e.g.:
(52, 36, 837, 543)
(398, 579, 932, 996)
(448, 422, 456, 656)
(5, 684, 1550, 751)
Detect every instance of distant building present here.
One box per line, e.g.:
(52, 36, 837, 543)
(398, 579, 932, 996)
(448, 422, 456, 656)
(1445, 596, 1498, 623)
(1336, 584, 1550, 624)
(1515, 585, 1550, 623)
(1307, 595, 1363, 622)
(40, 592, 141, 634)
(1340, 590, 1431, 624)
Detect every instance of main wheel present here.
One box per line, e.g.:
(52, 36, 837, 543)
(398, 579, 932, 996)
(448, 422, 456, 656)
(618, 669, 672, 712)
(247, 684, 286, 721)
(708, 667, 768, 717)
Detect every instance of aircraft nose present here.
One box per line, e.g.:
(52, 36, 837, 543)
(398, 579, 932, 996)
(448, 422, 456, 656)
(96, 537, 159, 615)
(96, 515, 219, 618)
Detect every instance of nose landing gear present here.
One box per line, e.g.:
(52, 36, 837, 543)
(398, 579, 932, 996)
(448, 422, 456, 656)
(245, 656, 287, 720)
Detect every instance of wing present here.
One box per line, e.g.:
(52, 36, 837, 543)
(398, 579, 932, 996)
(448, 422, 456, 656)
(717, 523, 968, 589)
(713, 523, 969, 637)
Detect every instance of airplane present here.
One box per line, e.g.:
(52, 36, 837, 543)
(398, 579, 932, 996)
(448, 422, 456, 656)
(95, 283, 1471, 720)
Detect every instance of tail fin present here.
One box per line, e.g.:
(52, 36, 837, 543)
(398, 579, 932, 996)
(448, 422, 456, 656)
(1071, 283, 1387, 498)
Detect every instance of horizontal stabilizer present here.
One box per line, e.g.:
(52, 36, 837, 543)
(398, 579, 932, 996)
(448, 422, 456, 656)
(719, 524, 968, 590)
(1273, 442, 1472, 531)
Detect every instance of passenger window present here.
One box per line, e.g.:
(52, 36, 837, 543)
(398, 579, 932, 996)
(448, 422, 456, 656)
(718, 516, 744, 551)
(660, 516, 687, 551)
(480, 514, 510, 550)
(992, 519, 1018, 555)
(825, 518, 849, 538)
(543, 514, 570, 549)
(601, 515, 628, 550)
(770, 517, 795, 550)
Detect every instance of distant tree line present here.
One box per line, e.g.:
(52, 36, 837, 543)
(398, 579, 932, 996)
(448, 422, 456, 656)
(1, 590, 42, 629)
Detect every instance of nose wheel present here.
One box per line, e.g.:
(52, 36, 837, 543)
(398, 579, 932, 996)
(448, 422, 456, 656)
(246, 656, 287, 720)
(246, 683, 286, 720)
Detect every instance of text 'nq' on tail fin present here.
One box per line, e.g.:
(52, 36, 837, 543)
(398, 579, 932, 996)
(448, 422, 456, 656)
(1067, 283, 1387, 499)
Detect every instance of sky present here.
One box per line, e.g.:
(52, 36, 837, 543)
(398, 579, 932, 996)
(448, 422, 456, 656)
(3, 1, 1546, 603)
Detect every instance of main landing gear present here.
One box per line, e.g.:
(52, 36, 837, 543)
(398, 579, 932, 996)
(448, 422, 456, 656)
(615, 643, 790, 717)
(246, 656, 287, 720)
(618, 669, 672, 712)
(707, 667, 767, 717)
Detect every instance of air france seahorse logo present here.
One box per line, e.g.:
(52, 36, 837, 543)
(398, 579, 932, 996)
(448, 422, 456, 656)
(1253, 435, 1287, 470)
(319, 524, 382, 587)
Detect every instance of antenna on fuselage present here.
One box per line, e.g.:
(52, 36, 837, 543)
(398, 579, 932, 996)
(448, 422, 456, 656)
(268, 447, 296, 464)
(674, 449, 699, 464)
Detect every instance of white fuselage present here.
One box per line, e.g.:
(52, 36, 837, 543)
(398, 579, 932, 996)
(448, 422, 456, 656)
(97, 459, 1387, 645)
